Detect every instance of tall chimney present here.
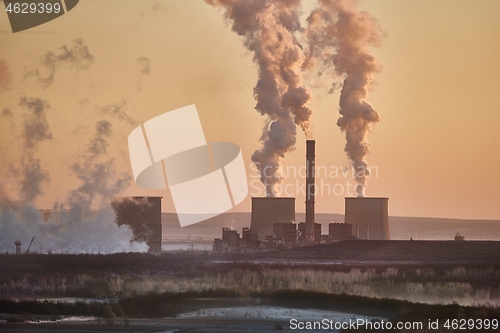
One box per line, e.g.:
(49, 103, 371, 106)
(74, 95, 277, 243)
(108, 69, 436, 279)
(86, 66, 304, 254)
(305, 140, 315, 241)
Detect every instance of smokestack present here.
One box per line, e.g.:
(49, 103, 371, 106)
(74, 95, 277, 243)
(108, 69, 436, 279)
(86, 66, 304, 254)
(14, 240, 21, 254)
(305, 140, 315, 241)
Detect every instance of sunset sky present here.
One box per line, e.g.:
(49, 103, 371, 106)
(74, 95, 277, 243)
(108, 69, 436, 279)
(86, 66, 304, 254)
(1, 0, 499, 221)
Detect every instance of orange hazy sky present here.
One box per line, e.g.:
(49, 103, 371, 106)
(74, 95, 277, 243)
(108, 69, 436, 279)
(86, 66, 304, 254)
(0, 0, 499, 220)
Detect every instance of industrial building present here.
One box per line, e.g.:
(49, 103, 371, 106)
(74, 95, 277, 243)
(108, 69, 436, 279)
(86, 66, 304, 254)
(223, 141, 394, 253)
(222, 227, 239, 251)
(214, 228, 245, 252)
(298, 222, 322, 243)
(250, 197, 295, 240)
(329, 222, 356, 242)
(112, 196, 163, 253)
(213, 223, 299, 252)
(213, 227, 259, 252)
(273, 222, 297, 248)
(344, 197, 390, 240)
(242, 227, 259, 245)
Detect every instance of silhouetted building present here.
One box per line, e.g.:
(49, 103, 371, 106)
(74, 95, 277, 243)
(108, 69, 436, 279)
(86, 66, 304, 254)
(112, 196, 163, 253)
(314, 223, 322, 243)
(213, 227, 259, 253)
(329, 222, 355, 241)
(273, 223, 297, 248)
(260, 235, 284, 249)
(222, 227, 239, 251)
(242, 227, 259, 245)
(298, 222, 321, 244)
(213, 238, 225, 252)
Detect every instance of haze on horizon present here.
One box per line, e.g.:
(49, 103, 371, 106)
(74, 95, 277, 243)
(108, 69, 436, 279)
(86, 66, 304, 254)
(0, 0, 499, 222)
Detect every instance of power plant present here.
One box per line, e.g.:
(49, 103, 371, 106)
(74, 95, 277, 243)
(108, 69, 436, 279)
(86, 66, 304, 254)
(344, 197, 390, 240)
(246, 140, 320, 246)
(217, 140, 391, 251)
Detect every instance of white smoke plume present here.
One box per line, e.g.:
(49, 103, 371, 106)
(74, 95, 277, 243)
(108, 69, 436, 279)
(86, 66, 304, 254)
(42, 120, 147, 254)
(140, 1, 171, 20)
(1, 108, 12, 118)
(136, 56, 151, 91)
(0, 102, 147, 254)
(306, 0, 383, 196)
(151, 1, 170, 13)
(98, 100, 137, 126)
(25, 38, 95, 88)
(206, 0, 313, 197)
(18, 97, 53, 203)
(67, 120, 131, 213)
(0, 59, 11, 93)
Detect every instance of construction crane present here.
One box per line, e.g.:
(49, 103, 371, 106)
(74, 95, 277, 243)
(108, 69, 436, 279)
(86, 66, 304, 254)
(26, 237, 35, 253)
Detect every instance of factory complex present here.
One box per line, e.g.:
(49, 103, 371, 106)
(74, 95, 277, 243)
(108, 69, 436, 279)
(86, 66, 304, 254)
(213, 140, 390, 253)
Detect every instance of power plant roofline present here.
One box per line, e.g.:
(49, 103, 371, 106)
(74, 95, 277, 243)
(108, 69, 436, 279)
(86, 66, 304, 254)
(251, 197, 296, 199)
(345, 197, 388, 199)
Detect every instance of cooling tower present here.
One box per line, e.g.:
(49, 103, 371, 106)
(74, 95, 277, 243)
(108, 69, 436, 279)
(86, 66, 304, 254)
(344, 197, 390, 240)
(305, 140, 315, 241)
(250, 197, 295, 240)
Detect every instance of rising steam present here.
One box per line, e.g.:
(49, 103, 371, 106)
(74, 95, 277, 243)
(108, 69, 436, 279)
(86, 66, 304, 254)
(206, 0, 313, 197)
(25, 38, 95, 88)
(18, 97, 53, 203)
(0, 98, 147, 254)
(137, 56, 151, 75)
(306, 0, 383, 196)
(67, 120, 132, 212)
(98, 100, 137, 126)
(136, 56, 151, 91)
(0, 59, 11, 93)
(207, 0, 383, 197)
